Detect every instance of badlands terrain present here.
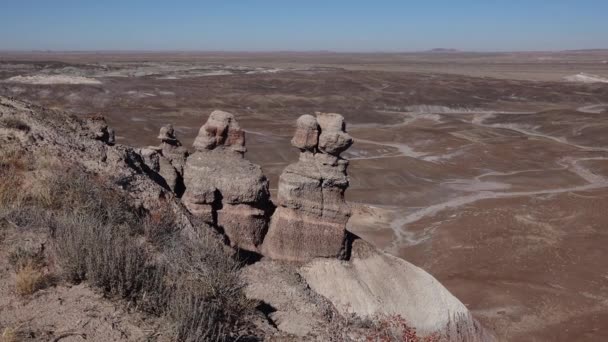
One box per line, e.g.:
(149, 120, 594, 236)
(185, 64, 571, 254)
(1, 50, 608, 341)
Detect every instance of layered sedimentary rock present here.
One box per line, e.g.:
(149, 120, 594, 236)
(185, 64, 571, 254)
(182, 110, 271, 251)
(192, 110, 246, 154)
(261, 112, 353, 261)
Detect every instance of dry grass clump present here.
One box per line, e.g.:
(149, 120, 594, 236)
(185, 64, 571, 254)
(0, 327, 18, 342)
(14, 263, 46, 296)
(0, 148, 58, 210)
(9, 245, 49, 296)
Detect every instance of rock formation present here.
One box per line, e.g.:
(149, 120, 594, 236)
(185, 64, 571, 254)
(261, 112, 353, 261)
(0, 96, 494, 341)
(299, 239, 491, 341)
(86, 115, 114, 145)
(246, 238, 493, 341)
(192, 110, 246, 154)
(138, 124, 188, 195)
(182, 110, 271, 252)
(157, 124, 188, 174)
(0, 97, 199, 233)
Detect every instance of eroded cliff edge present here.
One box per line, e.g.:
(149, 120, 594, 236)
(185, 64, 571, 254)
(0, 96, 493, 341)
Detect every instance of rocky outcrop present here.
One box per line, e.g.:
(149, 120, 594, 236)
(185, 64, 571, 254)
(300, 238, 492, 341)
(157, 124, 189, 175)
(192, 110, 246, 154)
(244, 238, 493, 341)
(261, 112, 353, 261)
(138, 124, 188, 195)
(0, 96, 201, 239)
(182, 110, 271, 252)
(86, 115, 115, 145)
(241, 261, 335, 337)
(156, 124, 188, 195)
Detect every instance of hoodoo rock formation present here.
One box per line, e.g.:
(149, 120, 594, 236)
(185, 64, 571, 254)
(182, 110, 271, 252)
(0, 96, 493, 340)
(262, 112, 354, 261)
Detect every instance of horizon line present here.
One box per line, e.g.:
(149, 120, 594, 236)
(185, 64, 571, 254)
(1, 48, 608, 55)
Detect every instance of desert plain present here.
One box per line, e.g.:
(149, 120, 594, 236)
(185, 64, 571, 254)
(1, 50, 608, 341)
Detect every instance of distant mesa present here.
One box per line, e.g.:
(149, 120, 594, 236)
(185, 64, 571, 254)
(426, 48, 461, 53)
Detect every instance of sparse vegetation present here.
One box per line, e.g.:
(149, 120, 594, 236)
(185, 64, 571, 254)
(0, 149, 31, 208)
(327, 312, 440, 342)
(363, 315, 440, 342)
(0, 147, 257, 341)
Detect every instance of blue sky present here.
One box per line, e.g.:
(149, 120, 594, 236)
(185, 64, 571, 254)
(1, 1, 607, 51)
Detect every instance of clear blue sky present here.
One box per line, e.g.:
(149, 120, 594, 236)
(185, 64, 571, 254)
(1, 0, 607, 52)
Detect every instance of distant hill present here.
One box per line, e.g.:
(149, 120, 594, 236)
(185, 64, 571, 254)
(426, 48, 461, 53)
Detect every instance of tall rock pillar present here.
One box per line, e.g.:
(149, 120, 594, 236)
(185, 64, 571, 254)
(261, 113, 353, 261)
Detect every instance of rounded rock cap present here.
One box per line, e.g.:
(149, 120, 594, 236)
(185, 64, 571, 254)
(193, 110, 246, 154)
(291, 114, 320, 151)
(316, 112, 353, 156)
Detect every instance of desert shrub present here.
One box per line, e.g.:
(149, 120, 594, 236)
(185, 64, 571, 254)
(48, 170, 254, 341)
(53, 210, 253, 341)
(46, 170, 140, 224)
(144, 204, 181, 246)
(0, 117, 30, 132)
(0, 145, 256, 341)
(165, 239, 253, 342)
